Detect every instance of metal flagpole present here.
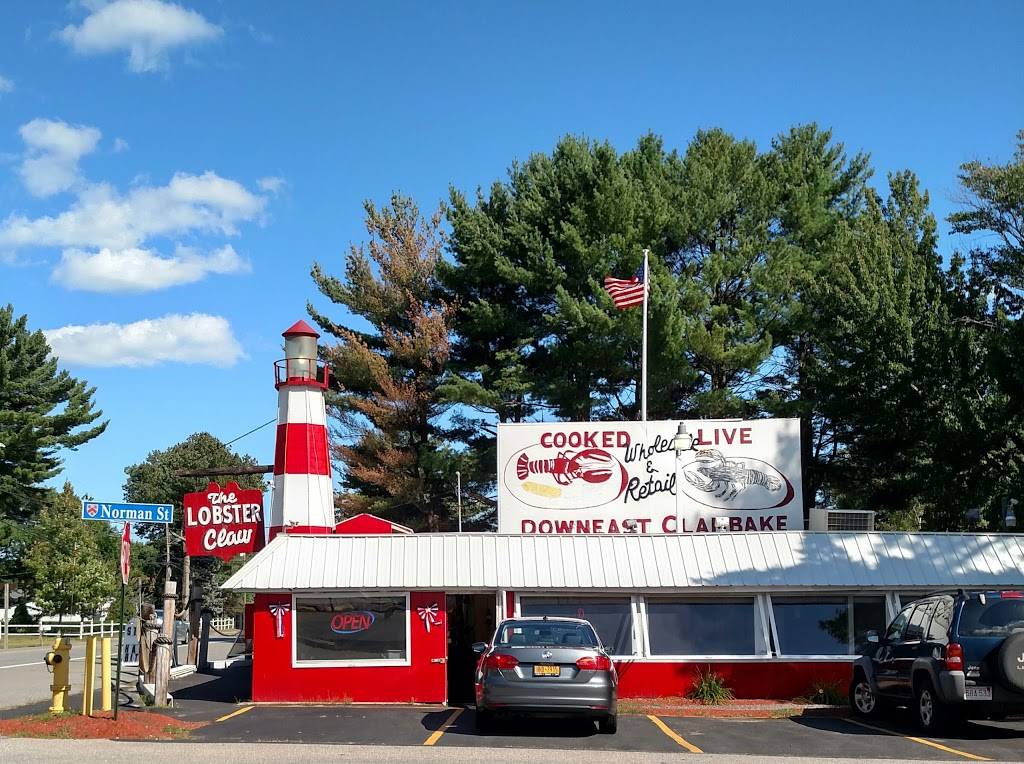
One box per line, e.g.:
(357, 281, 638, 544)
(641, 248, 649, 422)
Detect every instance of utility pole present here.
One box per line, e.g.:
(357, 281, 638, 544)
(3, 583, 9, 650)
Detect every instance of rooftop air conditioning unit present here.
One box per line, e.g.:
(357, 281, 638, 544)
(808, 507, 875, 532)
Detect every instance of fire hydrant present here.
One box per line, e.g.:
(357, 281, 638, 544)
(44, 636, 71, 713)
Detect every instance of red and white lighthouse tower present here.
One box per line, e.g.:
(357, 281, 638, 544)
(268, 320, 335, 540)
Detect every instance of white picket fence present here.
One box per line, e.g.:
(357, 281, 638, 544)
(2, 615, 240, 647)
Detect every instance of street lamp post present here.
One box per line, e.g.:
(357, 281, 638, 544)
(671, 421, 696, 534)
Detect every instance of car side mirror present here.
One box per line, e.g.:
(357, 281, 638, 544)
(471, 642, 488, 654)
(866, 631, 879, 644)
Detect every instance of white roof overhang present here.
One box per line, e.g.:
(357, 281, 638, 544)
(220, 531, 1024, 594)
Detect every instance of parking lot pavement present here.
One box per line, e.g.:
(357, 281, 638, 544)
(193, 705, 452, 747)
(435, 708, 683, 752)
(840, 714, 1024, 762)
(195, 704, 1024, 761)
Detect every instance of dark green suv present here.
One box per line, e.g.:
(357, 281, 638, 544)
(850, 590, 1024, 731)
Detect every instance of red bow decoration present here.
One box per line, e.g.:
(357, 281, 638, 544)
(417, 603, 441, 633)
(268, 603, 291, 639)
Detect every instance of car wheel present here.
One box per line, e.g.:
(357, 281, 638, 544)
(849, 675, 883, 719)
(915, 677, 954, 732)
(475, 708, 494, 731)
(598, 715, 617, 734)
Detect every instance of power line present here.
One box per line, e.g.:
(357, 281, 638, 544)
(224, 418, 276, 447)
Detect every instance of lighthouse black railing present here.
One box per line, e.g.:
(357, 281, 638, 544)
(274, 358, 330, 390)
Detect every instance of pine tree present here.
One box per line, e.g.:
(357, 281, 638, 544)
(0, 304, 107, 522)
(310, 195, 466, 531)
(444, 134, 695, 423)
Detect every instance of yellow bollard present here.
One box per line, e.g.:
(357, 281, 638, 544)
(44, 637, 71, 714)
(82, 636, 96, 716)
(101, 636, 112, 712)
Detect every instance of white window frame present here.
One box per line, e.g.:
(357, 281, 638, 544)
(291, 592, 411, 669)
(514, 593, 638, 658)
(641, 594, 768, 661)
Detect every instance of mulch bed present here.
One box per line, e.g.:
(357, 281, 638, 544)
(620, 696, 849, 718)
(0, 710, 205, 740)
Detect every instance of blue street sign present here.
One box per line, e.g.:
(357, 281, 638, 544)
(81, 500, 173, 524)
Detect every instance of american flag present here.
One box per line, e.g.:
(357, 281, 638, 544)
(603, 265, 646, 309)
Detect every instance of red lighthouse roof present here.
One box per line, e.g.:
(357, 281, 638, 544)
(282, 320, 320, 338)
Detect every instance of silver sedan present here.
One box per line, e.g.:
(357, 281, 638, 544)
(473, 616, 618, 733)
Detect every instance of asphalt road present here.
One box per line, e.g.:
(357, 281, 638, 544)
(0, 738, 996, 764)
(0, 636, 236, 710)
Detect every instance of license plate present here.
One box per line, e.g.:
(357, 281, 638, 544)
(533, 665, 560, 677)
(964, 686, 992, 701)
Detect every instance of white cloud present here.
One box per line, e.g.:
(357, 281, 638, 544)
(52, 243, 249, 292)
(18, 118, 102, 197)
(0, 170, 266, 250)
(44, 313, 243, 367)
(257, 176, 284, 193)
(60, 0, 222, 73)
(0, 75, 13, 94)
(112, 137, 129, 153)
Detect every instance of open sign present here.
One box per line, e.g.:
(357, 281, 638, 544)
(331, 611, 375, 634)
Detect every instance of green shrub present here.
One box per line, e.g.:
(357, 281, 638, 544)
(687, 667, 735, 705)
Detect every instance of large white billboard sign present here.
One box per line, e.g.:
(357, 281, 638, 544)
(497, 418, 803, 534)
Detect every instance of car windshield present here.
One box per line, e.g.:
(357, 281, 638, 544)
(495, 620, 600, 648)
(958, 596, 1024, 636)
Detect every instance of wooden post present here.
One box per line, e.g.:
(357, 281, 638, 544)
(101, 636, 112, 711)
(153, 580, 176, 707)
(197, 609, 213, 672)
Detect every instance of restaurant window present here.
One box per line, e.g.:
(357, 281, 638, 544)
(772, 598, 849, 655)
(519, 597, 633, 655)
(294, 595, 408, 664)
(772, 596, 888, 655)
(646, 598, 756, 656)
(852, 597, 887, 653)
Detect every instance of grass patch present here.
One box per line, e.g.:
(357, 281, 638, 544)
(162, 724, 192, 739)
(687, 667, 735, 705)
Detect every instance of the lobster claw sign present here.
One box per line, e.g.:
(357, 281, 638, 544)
(417, 603, 441, 633)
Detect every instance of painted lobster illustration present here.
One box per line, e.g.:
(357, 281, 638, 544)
(683, 449, 782, 501)
(516, 448, 617, 486)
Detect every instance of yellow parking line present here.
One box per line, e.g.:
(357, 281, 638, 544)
(423, 707, 463, 746)
(215, 704, 255, 723)
(648, 714, 703, 753)
(844, 718, 991, 761)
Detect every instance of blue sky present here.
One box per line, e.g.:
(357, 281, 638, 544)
(1, 1, 1022, 504)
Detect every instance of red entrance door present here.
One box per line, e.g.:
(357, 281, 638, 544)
(410, 592, 447, 704)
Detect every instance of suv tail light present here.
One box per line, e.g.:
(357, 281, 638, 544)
(576, 655, 613, 671)
(484, 653, 519, 670)
(945, 642, 964, 671)
(1001, 591, 1023, 599)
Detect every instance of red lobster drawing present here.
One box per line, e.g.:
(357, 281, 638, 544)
(516, 448, 617, 486)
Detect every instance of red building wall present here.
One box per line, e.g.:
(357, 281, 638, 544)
(252, 592, 448, 703)
(614, 660, 853, 700)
